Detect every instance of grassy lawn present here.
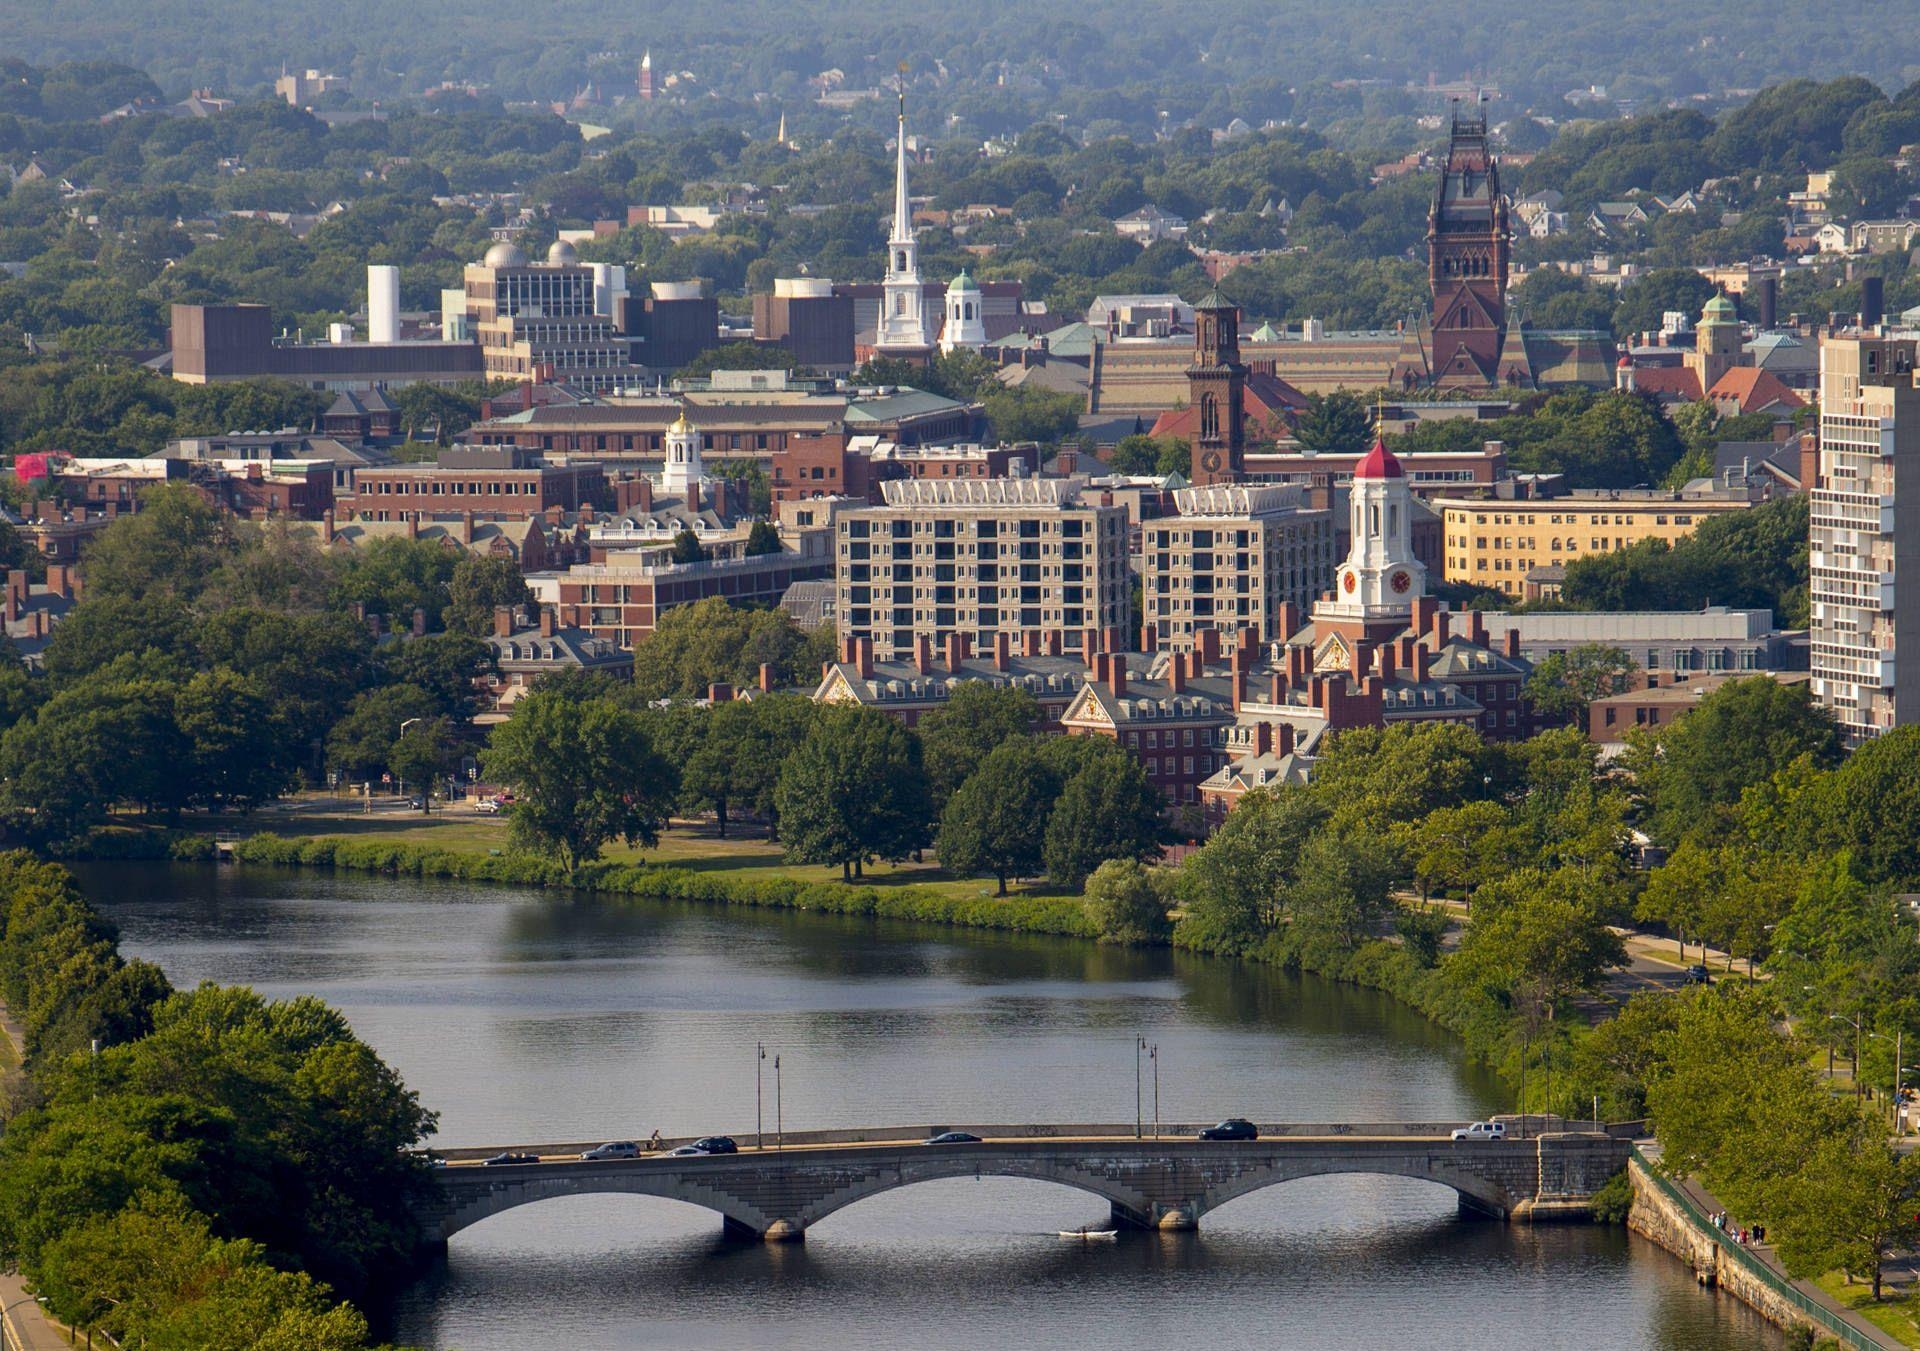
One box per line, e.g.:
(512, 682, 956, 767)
(198, 797, 1078, 903)
(1812, 1270, 1920, 1345)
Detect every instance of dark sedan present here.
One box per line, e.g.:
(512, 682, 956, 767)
(481, 1151, 541, 1166)
(1198, 1118, 1259, 1142)
(689, 1136, 739, 1155)
(925, 1131, 983, 1145)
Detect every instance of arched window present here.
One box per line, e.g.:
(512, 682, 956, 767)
(1388, 504, 1399, 535)
(1199, 393, 1218, 441)
(1368, 503, 1380, 536)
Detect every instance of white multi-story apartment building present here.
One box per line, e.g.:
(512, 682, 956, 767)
(1142, 484, 1333, 651)
(834, 478, 1128, 662)
(1810, 335, 1920, 742)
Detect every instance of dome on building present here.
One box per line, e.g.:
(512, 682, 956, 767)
(1353, 436, 1404, 480)
(668, 413, 693, 436)
(1617, 353, 1633, 368)
(547, 238, 579, 266)
(484, 241, 528, 268)
(946, 268, 978, 294)
(1702, 292, 1737, 323)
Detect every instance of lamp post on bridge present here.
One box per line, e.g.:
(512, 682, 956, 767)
(756, 1042, 766, 1151)
(775, 1053, 783, 1151)
(1150, 1043, 1159, 1141)
(1135, 1036, 1147, 1139)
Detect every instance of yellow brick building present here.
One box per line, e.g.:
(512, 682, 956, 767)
(1436, 491, 1756, 597)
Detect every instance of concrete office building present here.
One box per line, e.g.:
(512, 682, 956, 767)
(170, 303, 484, 390)
(1810, 335, 1920, 741)
(463, 240, 639, 392)
(1485, 607, 1803, 674)
(1143, 484, 1334, 653)
(835, 478, 1129, 663)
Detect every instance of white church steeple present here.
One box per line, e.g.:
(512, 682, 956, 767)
(874, 77, 931, 358)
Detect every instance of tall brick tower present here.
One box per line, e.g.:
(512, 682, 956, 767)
(1187, 290, 1246, 486)
(1427, 106, 1509, 389)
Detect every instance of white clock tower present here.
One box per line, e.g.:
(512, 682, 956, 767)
(1315, 436, 1425, 635)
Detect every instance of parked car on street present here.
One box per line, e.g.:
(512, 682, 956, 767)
(581, 1141, 640, 1160)
(1682, 964, 1712, 985)
(1450, 1121, 1507, 1142)
(1198, 1118, 1259, 1141)
(475, 799, 501, 815)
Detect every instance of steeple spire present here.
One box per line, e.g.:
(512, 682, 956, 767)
(891, 74, 912, 246)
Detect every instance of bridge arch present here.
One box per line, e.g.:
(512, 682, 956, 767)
(1194, 1156, 1516, 1221)
(431, 1172, 777, 1243)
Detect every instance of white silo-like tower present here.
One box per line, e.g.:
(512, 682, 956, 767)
(367, 264, 400, 344)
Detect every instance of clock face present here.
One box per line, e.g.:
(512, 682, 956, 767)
(1199, 450, 1223, 473)
(1341, 571, 1357, 594)
(1390, 569, 1412, 595)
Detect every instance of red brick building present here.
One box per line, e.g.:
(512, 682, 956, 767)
(335, 447, 610, 521)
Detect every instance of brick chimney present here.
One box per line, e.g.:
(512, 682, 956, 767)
(1023, 629, 1041, 658)
(1269, 671, 1286, 704)
(46, 565, 72, 599)
(1197, 627, 1221, 667)
(411, 607, 427, 637)
(494, 606, 515, 637)
(405, 513, 419, 540)
(1082, 626, 1102, 666)
(1276, 724, 1295, 756)
(1276, 601, 1299, 640)
(760, 662, 778, 693)
(841, 634, 859, 664)
(1254, 722, 1272, 756)
(994, 631, 1012, 671)
(1505, 628, 1522, 660)
(1469, 609, 1487, 646)
(945, 632, 964, 674)
(1140, 624, 1158, 653)
(912, 634, 932, 676)
(708, 682, 734, 703)
(1432, 611, 1451, 646)
(1108, 654, 1127, 697)
(321, 508, 335, 544)
(856, 636, 874, 679)
(1350, 641, 1369, 681)
(1413, 644, 1432, 683)
(1378, 643, 1397, 682)
(1231, 670, 1246, 710)
(1045, 629, 1062, 657)
(1413, 595, 1439, 636)
(538, 607, 555, 637)
(1169, 659, 1187, 693)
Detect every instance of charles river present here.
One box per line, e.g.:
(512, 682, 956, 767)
(79, 863, 1786, 1350)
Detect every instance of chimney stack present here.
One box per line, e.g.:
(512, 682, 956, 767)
(915, 634, 933, 676)
(856, 636, 874, 679)
(1045, 629, 1062, 657)
(994, 631, 1011, 672)
(538, 606, 555, 638)
(1140, 624, 1158, 653)
(760, 662, 778, 693)
(1197, 627, 1221, 667)
(1254, 722, 1272, 756)
(1505, 628, 1522, 660)
(1169, 659, 1187, 693)
(1433, 611, 1451, 646)
(708, 682, 734, 704)
(945, 632, 964, 674)
(1276, 724, 1295, 756)
(1108, 654, 1128, 697)
(1413, 645, 1432, 683)
(1468, 610, 1487, 647)
(1276, 601, 1300, 640)
(1023, 629, 1041, 658)
(494, 605, 515, 637)
(411, 607, 427, 638)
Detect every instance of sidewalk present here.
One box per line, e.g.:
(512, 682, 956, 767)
(0, 1001, 77, 1351)
(1640, 1140, 1904, 1349)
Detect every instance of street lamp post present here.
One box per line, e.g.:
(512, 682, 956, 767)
(1135, 1036, 1146, 1139)
(775, 1053, 783, 1151)
(1831, 1014, 1866, 1097)
(756, 1042, 766, 1151)
(1150, 1043, 1160, 1140)
(1870, 1029, 1905, 1129)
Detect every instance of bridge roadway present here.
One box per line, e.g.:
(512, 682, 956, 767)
(415, 1120, 1630, 1245)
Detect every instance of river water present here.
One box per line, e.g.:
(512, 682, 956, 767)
(81, 863, 1785, 1350)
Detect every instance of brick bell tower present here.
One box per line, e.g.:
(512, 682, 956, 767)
(1427, 104, 1510, 389)
(1187, 289, 1246, 486)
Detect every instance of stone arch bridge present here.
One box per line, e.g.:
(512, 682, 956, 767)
(414, 1122, 1628, 1246)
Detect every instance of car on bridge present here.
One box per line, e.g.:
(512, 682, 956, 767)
(581, 1141, 641, 1160)
(687, 1136, 739, 1155)
(482, 1151, 541, 1166)
(1198, 1118, 1259, 1141)
(1450, 1121, 1507, 1141)
(924, 1131, 983, 1145)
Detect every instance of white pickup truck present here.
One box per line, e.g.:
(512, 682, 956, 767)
(1450, 1120, 1507, 1141)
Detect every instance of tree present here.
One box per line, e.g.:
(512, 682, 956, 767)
(376, 631, 491, 721)
(677, 340, 798, 380)
(443, 554, 533, 636)
(1449, 894, 1626, 1019)
(774, 706, 930, 879)
(1293, 391, 1370, 456)
(1629, 676, 1842, 847)
(324, 684, 442, 782)
(628, 597, 831, 701)
(1524, 644, 1636, 721)
(1042, 752, 1164, 888)
(1084, 859, 1172, 944)
(917, 683, 1041, 808)
(329, 536, 459, 633)
(387, 717, 453, 809)
(935, 740, 1054, 894)
(669, 528, 708, 564)
(481, 692, 676, 867)
(744, 520, 782, 556)
(1773, 1134, 1920, 1300)
(174, 669, 298, 812)
(77, 484, 236, 604)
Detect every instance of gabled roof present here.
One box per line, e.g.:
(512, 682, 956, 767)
(1628, 366, 1704, 402)
(1706, 366, 1805, 414)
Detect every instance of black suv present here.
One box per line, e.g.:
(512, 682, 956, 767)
(1198, 1118, 1259, 1142)
(690, 1135, 739, 1155)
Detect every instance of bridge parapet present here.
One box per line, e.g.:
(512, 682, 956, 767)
(416, 1126, 1630, 1247)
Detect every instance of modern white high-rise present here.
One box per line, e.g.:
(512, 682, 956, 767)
(1810, 335, 1920, 742)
